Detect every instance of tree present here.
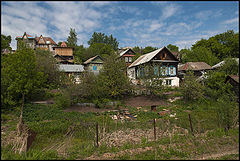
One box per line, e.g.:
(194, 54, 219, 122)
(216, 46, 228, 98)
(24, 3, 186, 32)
(217, 58, 239, 75)
(132, 46, 143, 54)
(142, 46, 157, 54)
(88, 32, 119, 50)
(216, 91, 238, 131)
(2, 45, 46, 134)
(57, 41, 62, 46)
(167, 44, 179, 52)
(73, 45, 86, 64)
(181, 46, 219, 66)
(192, 30, 239, 60)
(35, 48, 63, 88)
(139, 63, 165, 97)
(87, 43, 114, 60)
(67, 28, 77, 47)
(1, 34, 12, 51)
(180, 48, 191, 64)
(97, 53, 131, 98)
(181, 71, 205, 103)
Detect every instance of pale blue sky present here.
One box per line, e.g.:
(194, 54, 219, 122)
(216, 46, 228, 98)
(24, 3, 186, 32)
(1, 1, 239, 50)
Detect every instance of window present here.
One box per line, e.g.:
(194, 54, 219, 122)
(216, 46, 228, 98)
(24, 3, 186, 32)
(166, 79, 172, 85)
(169, 65, 176, 76)
(161, 66, 168, 76)
(93, 66, 97, 70)
(125, 57, 132, 63)
(129, 57, 132, 62)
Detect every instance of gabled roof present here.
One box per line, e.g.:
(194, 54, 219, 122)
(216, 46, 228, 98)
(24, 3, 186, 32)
(35, 36, 57, 45)
(61, 41, 67, 47)
(58, 64, 84, 72)
(178, 62, 212, 71)
(15, 32, 34, 39)
(83, 55, 103, 64)
(226, 75, 239, 83)
(119, 48, 136, 57)
(212, 58, 239, 69)
(128, 46, 178, 68)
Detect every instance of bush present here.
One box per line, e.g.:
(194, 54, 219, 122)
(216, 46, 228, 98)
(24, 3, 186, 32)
(181, 71, 205, 102)
(216, 93, 238, 131)
(54, 91, 71, 109)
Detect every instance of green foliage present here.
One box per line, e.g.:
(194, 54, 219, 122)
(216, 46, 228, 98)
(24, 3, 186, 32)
(88, 32, 119, 50)
(88, 43, 114, 59)
(181, 46, 219, 66)
(142, 46, 157, 54)
(54, 90, 71, 109)
(204, 71, 229, 99)
(1, 34, 12, 51)
(132, 46, 143, 54)
(167, 44, 179, 52)
(1, 146, 61, 160)
(73, 45, 86, 64)
(216, 93, 238, 131)
(67, 28, 77, 47)
(77, 71, 99, 100)
(192, 30, 239, 60)
(181, 30, 238, 65)
(35, 48, 63, 88)
(217, 58, 239, 75)
(180, 71, 205, 102)
(1, 46, 46, 108)
(97, 54, 132, 98)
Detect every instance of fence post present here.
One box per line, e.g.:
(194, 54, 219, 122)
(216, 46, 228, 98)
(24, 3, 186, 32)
(96, 122, 99, 147)
(188, 113, 194, 136)
(153, 119, 156, 141)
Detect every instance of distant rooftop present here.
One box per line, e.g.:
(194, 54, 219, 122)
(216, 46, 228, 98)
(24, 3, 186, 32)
(58, 64, 84, 72)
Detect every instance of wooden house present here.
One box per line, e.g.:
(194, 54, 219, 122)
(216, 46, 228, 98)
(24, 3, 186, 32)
(127, 46, 179, 87)
(15, 32, 57, 51)
(52, 42, 74, 64)
(58, 64, 84, 84)
(15, 32, 36, 49)
(35, 35, 57, 51)
(83, 55, 104, 75)
(118, 48, 136, 67)
(178, 62, 212, 82)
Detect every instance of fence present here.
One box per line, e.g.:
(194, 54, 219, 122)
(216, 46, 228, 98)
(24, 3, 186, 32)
(65, 112, 199, 148)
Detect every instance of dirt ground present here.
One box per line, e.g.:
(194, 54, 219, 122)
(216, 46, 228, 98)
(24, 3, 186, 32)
(123, 95, 171, 107)
(64, 96, 171, 113)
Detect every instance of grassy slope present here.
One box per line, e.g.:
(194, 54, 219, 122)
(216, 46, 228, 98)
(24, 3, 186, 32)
(1, 97, 239, 160)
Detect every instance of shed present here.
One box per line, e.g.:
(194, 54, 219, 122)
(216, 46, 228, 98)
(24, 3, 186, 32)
(225, 75, 239, 101)
(58, 64, 84, 84)
(83, 55, 104, 74)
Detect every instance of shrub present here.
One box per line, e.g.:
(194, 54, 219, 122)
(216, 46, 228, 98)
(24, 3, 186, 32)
(180, 71, 205, 103)
(54, 91, 71, 109)
(216, 93, 238, 131)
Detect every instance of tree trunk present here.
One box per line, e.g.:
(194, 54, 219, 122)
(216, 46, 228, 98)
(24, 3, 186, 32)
(17, 93, 25, 136)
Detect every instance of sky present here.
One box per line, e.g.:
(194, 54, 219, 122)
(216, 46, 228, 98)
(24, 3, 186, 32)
(1, 1, 239, 50)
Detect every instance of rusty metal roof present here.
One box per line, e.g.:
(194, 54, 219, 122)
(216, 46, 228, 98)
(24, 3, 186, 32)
(178, 62, 212, 71)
